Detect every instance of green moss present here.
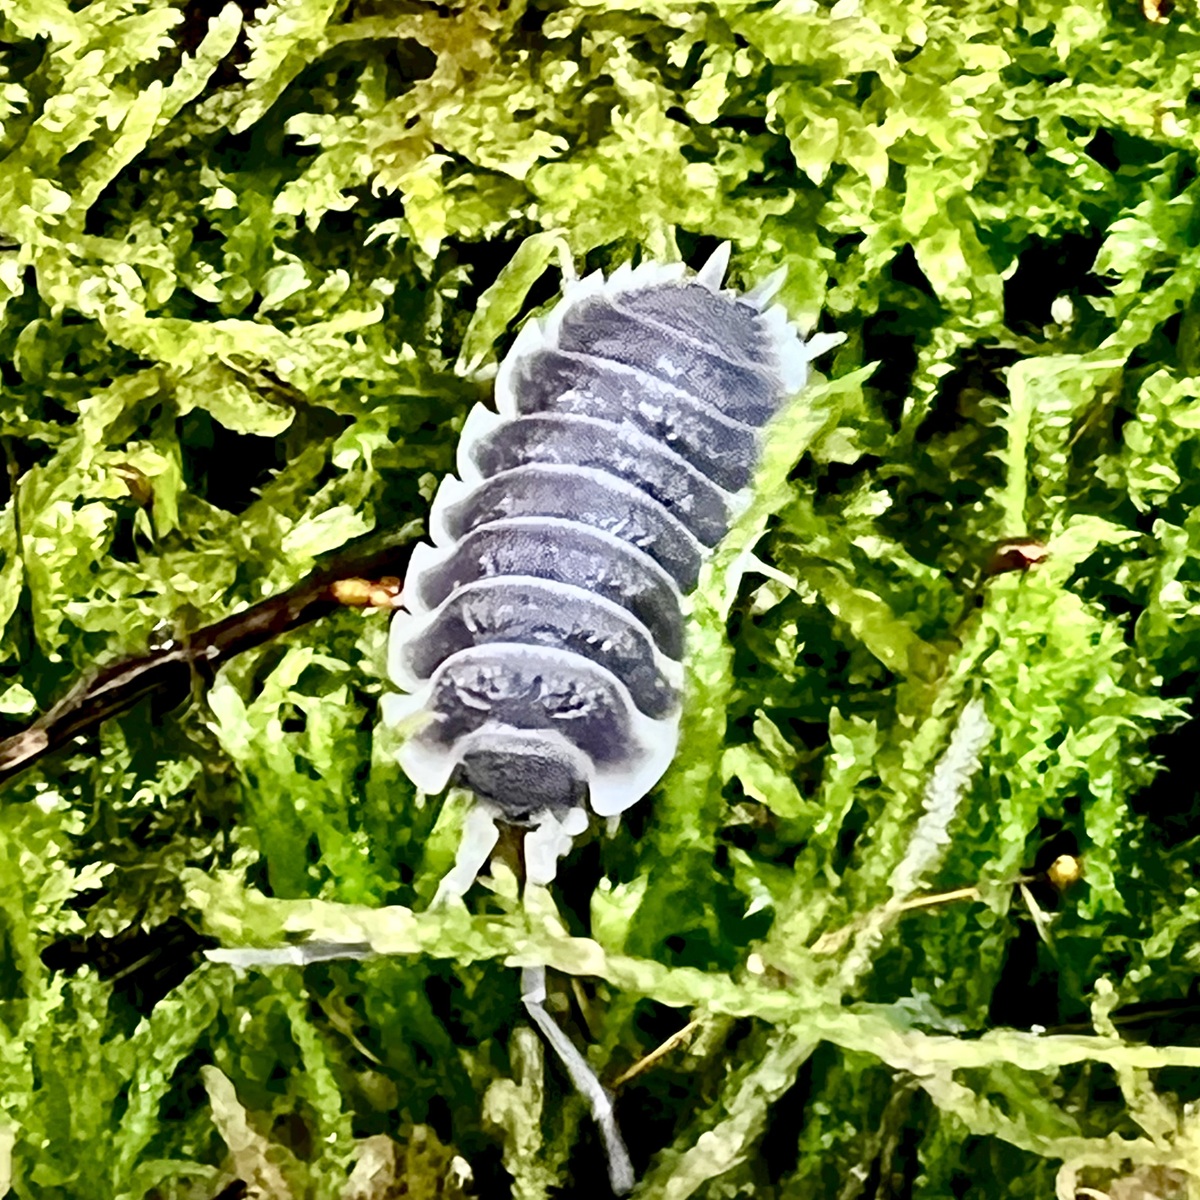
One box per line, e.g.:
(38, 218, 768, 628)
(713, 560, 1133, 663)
(5, 0, 1200, 1194)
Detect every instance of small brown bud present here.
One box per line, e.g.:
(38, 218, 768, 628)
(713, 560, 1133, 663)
(330, 577, 404, 609)
(113, 464, 153, 508)
(985, 538, 1049, 578)
(1047, 854, 1083, 890)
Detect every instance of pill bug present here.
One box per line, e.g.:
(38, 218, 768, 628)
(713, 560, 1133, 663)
(382, 243, 839, 896)
(381, 245, 839, 1192)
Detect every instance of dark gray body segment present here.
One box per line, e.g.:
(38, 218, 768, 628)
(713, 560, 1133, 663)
(456, 731, 588, 821)
(557, 295, 780, 425)
(418, 644, 660, 777)
(394, 577, 679, 719)
(409, 518, 686, 659)
(508, 347, 762, 490)
(612, 282, 776, 363)
(466, 413, 732, 547)
(439, 465, 704, 589)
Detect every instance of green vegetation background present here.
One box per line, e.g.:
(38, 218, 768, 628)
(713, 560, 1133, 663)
(4, 0, 1200, 1195)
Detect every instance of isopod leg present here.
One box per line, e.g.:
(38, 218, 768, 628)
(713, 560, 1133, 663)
(803, 330, 848, 360)
(554, 236, 578, 283)
(744, 265, 787, 309)
(521, 964, 635, 1195)
(205, 941, 376, 968)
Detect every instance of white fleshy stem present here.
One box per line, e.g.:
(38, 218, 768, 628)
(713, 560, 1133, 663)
(521, 965, 635, 1195)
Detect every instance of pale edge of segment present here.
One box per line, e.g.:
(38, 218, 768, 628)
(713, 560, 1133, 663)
(424, 462, 707, 563)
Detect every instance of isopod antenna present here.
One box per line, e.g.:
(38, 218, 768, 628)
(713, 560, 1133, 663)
(522, 964, 635, 1196)
(521, 806, 634, 1195)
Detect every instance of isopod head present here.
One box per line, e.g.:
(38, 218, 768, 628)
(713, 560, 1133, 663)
(454, 725, 588, 823)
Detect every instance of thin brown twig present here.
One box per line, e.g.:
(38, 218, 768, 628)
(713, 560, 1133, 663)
(611, 1017, 704, 1089)
(893, 885, 981, 911)
(810, 877, 1048, 956)
(0, 522, 421, 788)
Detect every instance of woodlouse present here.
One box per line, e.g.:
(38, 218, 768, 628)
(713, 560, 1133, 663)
(384, 243, 840, 898)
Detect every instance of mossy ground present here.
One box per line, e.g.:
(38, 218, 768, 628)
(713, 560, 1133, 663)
(4, 1, 1200, 1196)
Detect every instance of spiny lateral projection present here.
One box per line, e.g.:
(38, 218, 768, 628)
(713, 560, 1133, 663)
(383, 244, 837, 886)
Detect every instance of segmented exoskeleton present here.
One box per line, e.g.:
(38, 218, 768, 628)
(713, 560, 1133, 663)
(382, 243, 839, 1192)
(384, 243, 838, 891)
